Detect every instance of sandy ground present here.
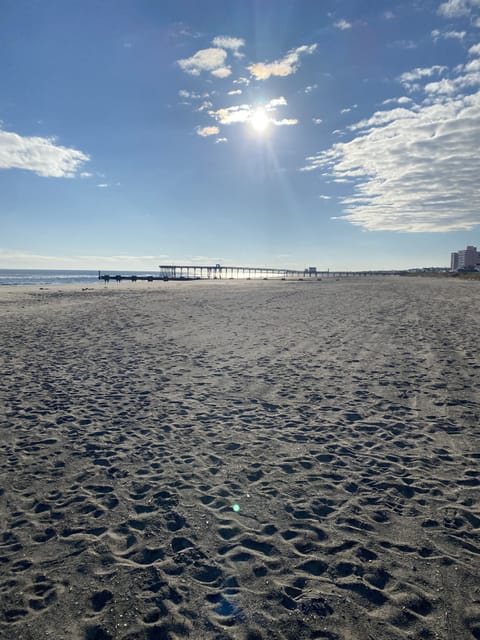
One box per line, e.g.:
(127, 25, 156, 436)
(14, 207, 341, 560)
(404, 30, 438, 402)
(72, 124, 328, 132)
(0, 276, 479, 640)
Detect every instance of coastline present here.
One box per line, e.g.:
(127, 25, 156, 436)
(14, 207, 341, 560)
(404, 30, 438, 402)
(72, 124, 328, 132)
(1, 277, 479, 639)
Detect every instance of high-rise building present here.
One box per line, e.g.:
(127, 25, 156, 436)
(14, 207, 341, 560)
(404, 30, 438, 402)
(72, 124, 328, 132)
(451, 245, 480, 271)
(451, 252, 459, 271)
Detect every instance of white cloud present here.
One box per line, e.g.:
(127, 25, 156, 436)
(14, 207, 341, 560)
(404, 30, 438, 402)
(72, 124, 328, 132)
(438, 0, 480, 17)
(177, 48, 227, 76)
(334, 19, 352, 30)
(349, 107, 414, 131)
(212, 36, 245, 57)
(209, 94, 291, 127)
(390, 40, 418, 49)
(305, 84, 318, 93)
(319, 195, 332, 199)
(227, 89, 242, 95)
(196, 100, 213, 112)
(210, 104, 252, 125)
(248, 44, 317, 80)
(466, 58, 480, 71)
(178, 90, 207, 100)
(399, 65, 448, 90)
(215, 137, 228, 143)
(424, 78, 458, 94)
(266, 96, 287, 109)
(382, 96, 413, 105)
(196, 125, 220, 137)
(0, 128, 89, 178)
(273, 118, 298, 126)
(432, 28, 466, 41)
(423, 60, 480, 94)
(383, 10, 396, 19)
(211, 66, 232, 78)
(313, 118, 323, 124)
(96, 183, 109, 188)
(302, 86, 480, 232)
(469, 43, 480, 56)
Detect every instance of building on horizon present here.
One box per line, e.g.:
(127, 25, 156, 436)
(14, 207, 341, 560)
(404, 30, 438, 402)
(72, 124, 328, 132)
(450, 245, 480, 271)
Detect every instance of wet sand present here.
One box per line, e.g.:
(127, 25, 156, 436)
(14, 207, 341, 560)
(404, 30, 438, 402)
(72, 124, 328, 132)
(0, 277, 479, 640)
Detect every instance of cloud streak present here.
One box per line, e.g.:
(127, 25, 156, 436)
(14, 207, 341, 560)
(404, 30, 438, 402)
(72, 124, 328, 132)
(302, 53, 480, 232)
(0, 129, 89, 177)
(248, 44, 317, 80)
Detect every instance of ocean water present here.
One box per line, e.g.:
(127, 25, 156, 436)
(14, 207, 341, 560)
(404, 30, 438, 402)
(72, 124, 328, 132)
(0, 269, 161, 286)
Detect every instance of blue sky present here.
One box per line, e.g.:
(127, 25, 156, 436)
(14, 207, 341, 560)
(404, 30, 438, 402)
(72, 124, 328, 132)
(1, 0, 480, 270)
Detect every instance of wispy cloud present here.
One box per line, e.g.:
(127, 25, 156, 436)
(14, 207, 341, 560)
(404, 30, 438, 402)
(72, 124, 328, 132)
(196, 125, 220, 137)
(0, 129, 89, 178)
(265, 96, 287, 110)
(273, 118, 298, 126)
(399, 65, 447, 90)
(196, 100, 213, 112)
(382, 96, 413, 105)
(432, 28, 466, 41)
(389, 39, 418, 50)
(178, 89, 205, 99)
(302, 52, 480, 232)
(248, 44, 317, 80)
(334, 19, 352, 30)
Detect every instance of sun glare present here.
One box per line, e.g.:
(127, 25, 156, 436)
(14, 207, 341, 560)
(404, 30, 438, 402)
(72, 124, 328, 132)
(250, 108, 270, 132)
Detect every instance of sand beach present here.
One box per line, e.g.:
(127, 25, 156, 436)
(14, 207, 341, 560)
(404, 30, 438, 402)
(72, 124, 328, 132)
(0, 276, 479, 640)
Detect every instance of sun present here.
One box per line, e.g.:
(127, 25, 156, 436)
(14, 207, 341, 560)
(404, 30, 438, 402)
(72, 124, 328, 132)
(250, 108, 270, 132)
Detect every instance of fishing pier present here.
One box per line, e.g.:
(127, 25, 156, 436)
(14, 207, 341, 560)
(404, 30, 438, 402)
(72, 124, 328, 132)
(98, 264, 398, 283)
